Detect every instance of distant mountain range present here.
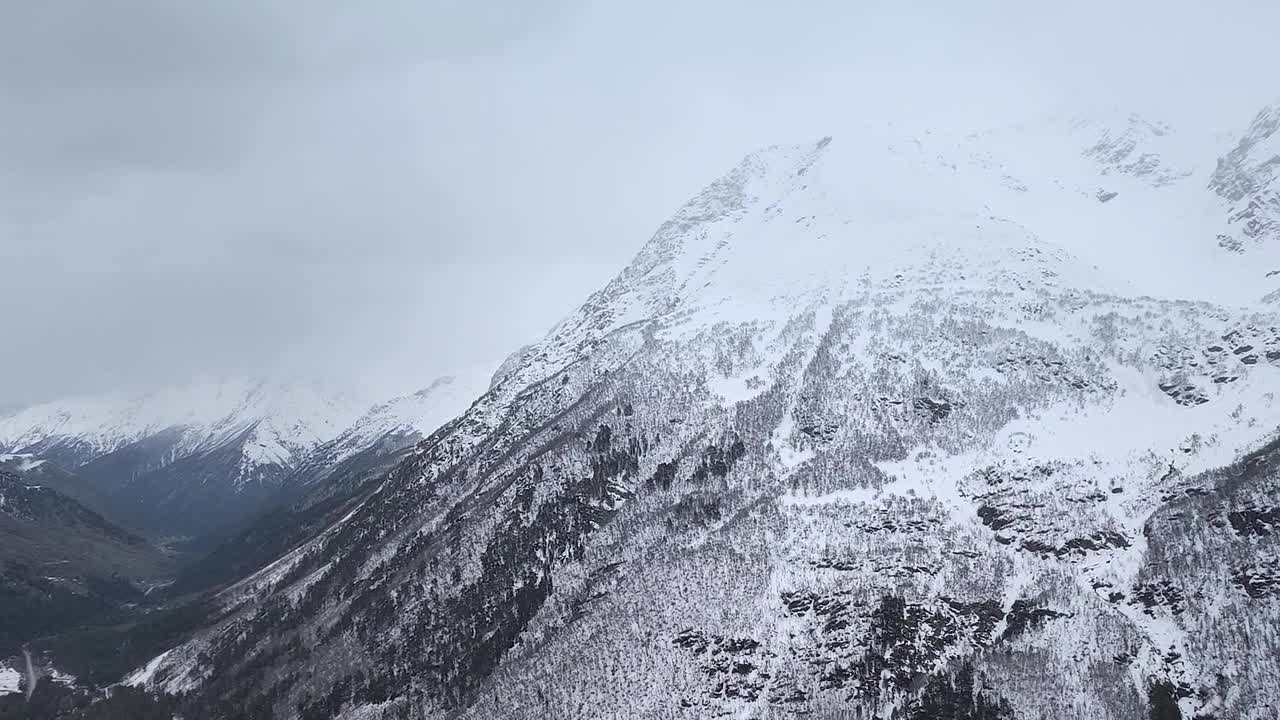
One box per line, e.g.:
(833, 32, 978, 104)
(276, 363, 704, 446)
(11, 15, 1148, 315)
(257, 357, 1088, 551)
(0, 372, 491, 539)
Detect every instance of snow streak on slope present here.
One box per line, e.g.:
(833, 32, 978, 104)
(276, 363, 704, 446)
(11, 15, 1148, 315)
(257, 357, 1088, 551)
(0, 453, 45, 472)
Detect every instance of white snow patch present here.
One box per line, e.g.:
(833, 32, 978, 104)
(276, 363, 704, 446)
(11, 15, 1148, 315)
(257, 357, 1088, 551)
(707, 372, 770, 405)
(0, 453, 47, 472)
(124, 650, 172, 687)
(0, 665, 19, 695)
(876, 447, 981, 519)
(771, 416, 814, 473)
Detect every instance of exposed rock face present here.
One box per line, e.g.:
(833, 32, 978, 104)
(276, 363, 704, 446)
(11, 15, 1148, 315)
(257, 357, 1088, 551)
(1210, 104, 1280, 253)
(121, 106, 1280, 720)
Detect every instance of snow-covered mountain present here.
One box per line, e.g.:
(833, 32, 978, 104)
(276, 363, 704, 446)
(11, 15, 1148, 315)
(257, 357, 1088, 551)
(286, 368, 495, 491)
(105, 100, 1280, 719)
(0, 378, 372, 537)
(1210, 104, 1280, 254)
(0, 377, 368, 474)
(0, 375, 482, 538)
(156, 370, 497, 598)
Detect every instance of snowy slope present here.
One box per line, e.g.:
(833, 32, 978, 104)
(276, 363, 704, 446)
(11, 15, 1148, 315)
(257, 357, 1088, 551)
(0, 372, 488, 538)
(0, 378, 380, 536)
(307, 368, 495, 474)
(120, 102, 1280, 720)
(0, 379, 371, 474)
(1209, 102, 1280, 254)
(0, 467, 169, 579)
(0, 377, 369, 477)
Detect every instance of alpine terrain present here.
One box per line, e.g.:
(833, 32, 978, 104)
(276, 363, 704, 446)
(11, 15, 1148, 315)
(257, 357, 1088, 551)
(0, 464, 173, 654)
(0, 375, 490, 540)
(22, 101, 1280, 718)
(0, 372, 490, 697)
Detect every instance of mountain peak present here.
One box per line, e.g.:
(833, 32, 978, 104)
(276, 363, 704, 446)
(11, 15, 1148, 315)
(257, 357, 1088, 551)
(26, 99, 1280, 719)
(0, 377, 369, 470)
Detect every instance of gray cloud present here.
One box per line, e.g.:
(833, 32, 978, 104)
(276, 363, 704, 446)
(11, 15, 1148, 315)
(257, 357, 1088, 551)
(2, 0, 1278, 406)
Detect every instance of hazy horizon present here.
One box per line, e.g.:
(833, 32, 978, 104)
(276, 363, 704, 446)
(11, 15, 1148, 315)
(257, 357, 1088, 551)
(4, 0, 1279, 409)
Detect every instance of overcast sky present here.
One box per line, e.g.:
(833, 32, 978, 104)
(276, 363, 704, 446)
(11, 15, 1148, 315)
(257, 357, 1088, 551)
(1, 1, 1277, 408)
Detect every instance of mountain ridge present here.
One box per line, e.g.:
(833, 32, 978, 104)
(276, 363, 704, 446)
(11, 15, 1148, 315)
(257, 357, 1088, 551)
(21, 102, 1280, 719)
(0, 373, 488, 538)
(0, 466, 174, 655)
